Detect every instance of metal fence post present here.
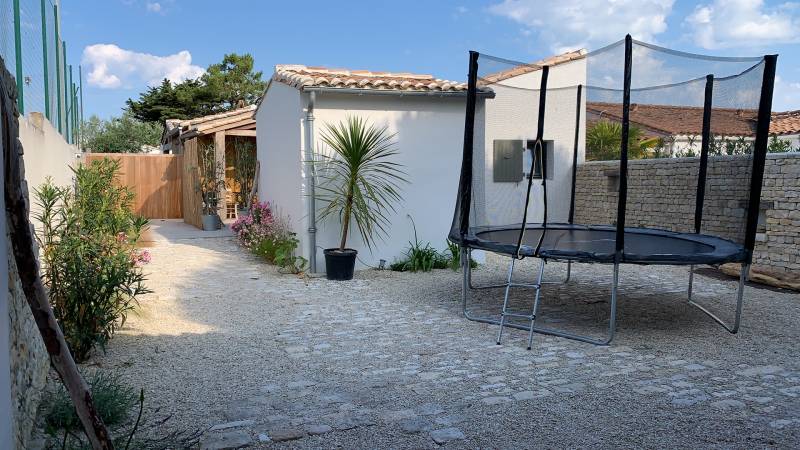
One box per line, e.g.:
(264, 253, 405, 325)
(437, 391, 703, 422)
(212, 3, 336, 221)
(63, 43, 69, 142)
(40, 0, 50, 119)
(54, 4, 62, 132)
(79, 65, 84, 148)
(13, 0, 24, 114)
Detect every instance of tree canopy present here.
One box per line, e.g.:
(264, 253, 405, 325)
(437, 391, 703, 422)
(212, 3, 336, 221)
(83, 113, 162, 153)
(126, 53, 266, 123)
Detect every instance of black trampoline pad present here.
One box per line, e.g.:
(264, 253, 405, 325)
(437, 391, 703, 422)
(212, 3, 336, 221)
(457, 224, 746, 265)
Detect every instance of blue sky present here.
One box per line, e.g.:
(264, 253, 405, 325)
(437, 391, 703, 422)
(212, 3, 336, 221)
(61, 0, 800, 119)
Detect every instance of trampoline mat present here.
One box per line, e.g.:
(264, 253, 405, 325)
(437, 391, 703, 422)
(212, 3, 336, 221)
(457, 224, 746, 265)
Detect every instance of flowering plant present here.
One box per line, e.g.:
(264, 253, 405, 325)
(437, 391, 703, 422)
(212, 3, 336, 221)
(231, 201, 307, 273)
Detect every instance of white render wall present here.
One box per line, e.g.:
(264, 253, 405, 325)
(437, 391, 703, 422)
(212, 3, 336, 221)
(255, 82, 309, 260)
(482, 58, 587, 226)
(309, 93, 485, 269)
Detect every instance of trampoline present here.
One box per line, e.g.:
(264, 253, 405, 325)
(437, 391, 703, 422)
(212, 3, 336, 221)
(464, 224, 747, 265)
(450, 35, 778, 347)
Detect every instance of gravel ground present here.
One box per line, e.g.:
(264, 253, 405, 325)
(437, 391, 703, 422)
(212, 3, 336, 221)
(83, 223, 800, 449)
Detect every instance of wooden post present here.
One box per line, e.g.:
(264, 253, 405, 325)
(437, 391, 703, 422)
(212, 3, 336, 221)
(214, 131, 226, 218)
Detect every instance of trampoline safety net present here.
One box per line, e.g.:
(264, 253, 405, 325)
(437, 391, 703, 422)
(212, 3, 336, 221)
(450, 36, 777, 265)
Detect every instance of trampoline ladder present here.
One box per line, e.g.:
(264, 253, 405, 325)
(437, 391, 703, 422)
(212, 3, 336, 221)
(496, 258, 546, 350)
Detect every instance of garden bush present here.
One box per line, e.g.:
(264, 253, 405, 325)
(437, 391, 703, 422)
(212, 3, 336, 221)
(231, 201, 307, 273)
(34, 158, 151, 361)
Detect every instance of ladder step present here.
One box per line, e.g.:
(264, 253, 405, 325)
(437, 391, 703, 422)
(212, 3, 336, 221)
(501, 311, 535, 320)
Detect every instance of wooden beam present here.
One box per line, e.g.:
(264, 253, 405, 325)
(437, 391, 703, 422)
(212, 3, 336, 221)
(225, 129, 257, 137)
(197, 118, 255, 136)
(214, 131, 227, 217)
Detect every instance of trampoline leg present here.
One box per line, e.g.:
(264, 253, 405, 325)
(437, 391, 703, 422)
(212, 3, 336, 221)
(527, 262, 619, 346)
(496, 258, 517, 345)
(688, 263, 747, 334)
(527, 259, 547, 350)
(688, 265, 695, 301)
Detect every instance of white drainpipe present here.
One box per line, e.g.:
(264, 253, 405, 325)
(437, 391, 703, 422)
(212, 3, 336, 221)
(305, 91, 317, 272)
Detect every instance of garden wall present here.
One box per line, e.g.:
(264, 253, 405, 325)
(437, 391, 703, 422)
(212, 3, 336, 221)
(574, 153, 800, 274)
(7, 114, 75, 446)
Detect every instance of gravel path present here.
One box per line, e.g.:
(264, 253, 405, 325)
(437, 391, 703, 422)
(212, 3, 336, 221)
(91, 226, 800, 449)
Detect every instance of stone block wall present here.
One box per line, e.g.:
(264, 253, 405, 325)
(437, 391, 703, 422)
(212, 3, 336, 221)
(574, 153, 800, 273)
(7, 238, 48, 449)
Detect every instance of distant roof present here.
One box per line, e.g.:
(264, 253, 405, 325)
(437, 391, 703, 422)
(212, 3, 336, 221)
(272, 64, 479, 94)
(587, 102, 800, 137)
(163, 105, 256, 143)
(586, 102, 757, 137)
(771, 110, 800, 135)
(481, 49, 587, 84)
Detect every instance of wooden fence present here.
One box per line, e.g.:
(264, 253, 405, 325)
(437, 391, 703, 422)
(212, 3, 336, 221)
(85, 153, 183, 219)
(181, 138, 203, 228)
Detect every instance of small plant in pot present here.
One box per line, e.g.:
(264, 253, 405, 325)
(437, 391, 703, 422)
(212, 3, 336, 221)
(233, 137, 257, 217)
(314, 116, 407, 280)
(198, 142, 226, 231)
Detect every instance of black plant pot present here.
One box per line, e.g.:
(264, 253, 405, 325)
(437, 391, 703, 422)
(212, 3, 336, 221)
(324, 248, 357, 281)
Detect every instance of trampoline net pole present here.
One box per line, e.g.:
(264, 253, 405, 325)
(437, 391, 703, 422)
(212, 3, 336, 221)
(456, 51, 480, 239)
(743, 54, 777, 264)
(614, 35, 633, 261)
(694, 74, 714, 234)
(568, 84, 583, 225)
(515, 65, 549, 258)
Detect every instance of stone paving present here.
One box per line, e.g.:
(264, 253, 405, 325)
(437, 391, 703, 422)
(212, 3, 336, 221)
(94, 225, 800, 448)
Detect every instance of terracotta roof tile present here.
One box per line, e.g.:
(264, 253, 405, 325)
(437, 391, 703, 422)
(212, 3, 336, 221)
(481, 49, 587, 84)
(272, 64, 472, 93)
(770, 110, 800, 135)
(588, 103, 800, 137)
(586, 102, 758, 137)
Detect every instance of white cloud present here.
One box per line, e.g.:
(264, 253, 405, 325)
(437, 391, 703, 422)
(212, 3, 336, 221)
(146, 2, 162, 13)
(773, 75, 800, 111)
(489, 0, 675, 53)
(685, 0, 800, 49)
(82, 44, 205, 89)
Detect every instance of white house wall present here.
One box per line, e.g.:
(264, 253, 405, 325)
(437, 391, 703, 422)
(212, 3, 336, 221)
(310, 93, 485, 269)
(255, 82, 310, 260)
(482, 58, 587, 226)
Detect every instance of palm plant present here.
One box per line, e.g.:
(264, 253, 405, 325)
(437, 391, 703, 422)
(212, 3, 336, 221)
(586, 120, 647, 161)
(314, 116, 407, 251)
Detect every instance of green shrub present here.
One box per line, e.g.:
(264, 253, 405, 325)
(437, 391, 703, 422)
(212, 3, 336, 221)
(34, 158, 151, 361)
(43, 370, 203, 449)
(232, 202, 307, 274)
(44, 371, 138, 437)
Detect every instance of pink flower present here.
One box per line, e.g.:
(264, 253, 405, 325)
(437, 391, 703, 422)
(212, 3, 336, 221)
(134, 250, 151, 265)
(117, 232, 127, 243)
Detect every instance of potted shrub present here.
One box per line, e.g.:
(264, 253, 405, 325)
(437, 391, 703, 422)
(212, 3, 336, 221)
(314, 116, 407, 280)
(198, 142, 226, 231)
(233, 138, 257, 217)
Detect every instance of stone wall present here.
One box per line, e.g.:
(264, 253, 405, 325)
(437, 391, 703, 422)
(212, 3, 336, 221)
(8, 237, 48, 449)
(574, 153, 800, 273)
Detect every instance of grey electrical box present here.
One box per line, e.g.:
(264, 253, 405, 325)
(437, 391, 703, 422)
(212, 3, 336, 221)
(493, 139, 554, 182)
(493, 140, 523, 182)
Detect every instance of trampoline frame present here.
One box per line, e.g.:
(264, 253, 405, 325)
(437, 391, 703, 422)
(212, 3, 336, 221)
(461, 248, 749, 346)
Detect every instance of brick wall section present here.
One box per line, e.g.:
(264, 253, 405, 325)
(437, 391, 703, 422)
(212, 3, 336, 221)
(574, 153, 800, 273)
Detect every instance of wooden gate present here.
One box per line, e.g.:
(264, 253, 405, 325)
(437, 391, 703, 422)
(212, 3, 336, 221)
(85, 153, 183, 219)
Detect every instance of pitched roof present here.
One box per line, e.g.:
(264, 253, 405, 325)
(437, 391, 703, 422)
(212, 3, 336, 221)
(771, 110, 800, 135)
(586, 102, 758, 137)
(163, 105, 256, 143)
(272, 64, 475, 93)
(165, 105, 256, 132)
(481, 49, 587, 84)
